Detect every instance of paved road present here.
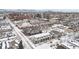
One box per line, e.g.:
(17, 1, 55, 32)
(6, 18, 36, 49)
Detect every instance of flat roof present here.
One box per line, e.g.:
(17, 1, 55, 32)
(30, 33, 50, 38)
(35, 43, 51, 49)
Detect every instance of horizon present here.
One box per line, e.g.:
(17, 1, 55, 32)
(1, 9, 79, 12)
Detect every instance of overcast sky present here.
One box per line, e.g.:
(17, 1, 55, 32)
(0, 0, 79, 9)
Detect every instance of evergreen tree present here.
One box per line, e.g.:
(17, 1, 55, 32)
(18, 40, 24, 49)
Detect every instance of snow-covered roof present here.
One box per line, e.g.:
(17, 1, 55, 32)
(35, 43, 51, 49)
(30, 33, 50, 38)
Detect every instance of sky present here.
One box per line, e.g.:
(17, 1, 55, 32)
(0, 0, 79, 9)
